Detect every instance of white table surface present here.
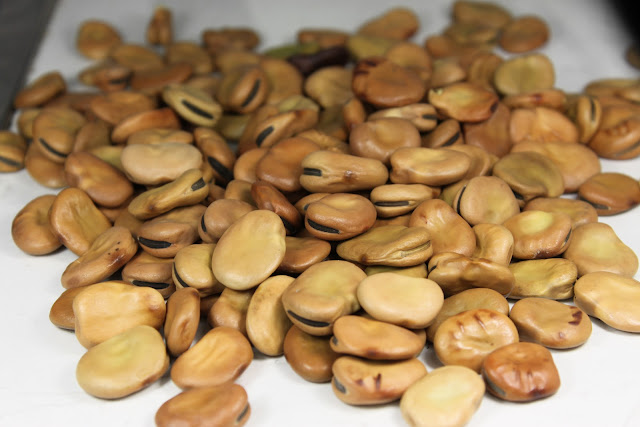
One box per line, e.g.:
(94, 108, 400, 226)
(1, 0, 640, 426)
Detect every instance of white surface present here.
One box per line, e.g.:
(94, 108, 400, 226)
(1, 0, 640, 426)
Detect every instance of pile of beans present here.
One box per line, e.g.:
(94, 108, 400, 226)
(3, 1, 640, 426)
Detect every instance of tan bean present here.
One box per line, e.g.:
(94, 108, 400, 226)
(305, 193, 377, 241)
(246, 275, 295, 356)
(76, 325, 169, 399)
(33, 107, 87, 163)
(49, 286, 89, 330)
(111, 108, 181, 144)
(578, 172, 640, 215)
(503, 210, 573, 259)
(482, 342, 560, 402)
(421, 118, 464, 149)
(279, 236, 331, 275)
(78, 61, 131, 93)
(208, 287, 254, 336)
(509, 258, 577, 300)
(454, 176, 520, 225)
(173, 243, 223, 297)
(14, 71, 66, 109)
(365, 264, 428, 278)
(11, 194, 61, 255)
(463, 101, 512, 157)
(281, 260, 364, 336)
(73, 280, 166, 348)
(400, 365, 485, 427)
(510, 106, 579, 145)
(493, 53, 555, 96)
(255, 136, 320, 193)
(121, 250, 175, 297)
(390, 147, 471, 186)
(472, 223, 514, 266)
(370, 184, 438, 218)
(336, 225, 433, 267)
(574, 272, 640, 332)
(136, 204, 205, 258)
(76, 20, 122, 60)
(0, 131, 26, 172)
(426, 287, 510, 342)
(429, 82, 499, 123)
(524, 197, 598, 229)
(357, 273, 443, 329)
(510, 298, 591, 348)
(163, 84, 222, 127)
(89, 91, 157, 126)
(171, 326, 253, 389)
(350, 118, 421, 165)
(164, 287, 200, 357)
(130, 63, 193, 95)
(562, 222, 638, 278)
(166, 41, 213, 75)
(251, 180, 302, 234)
(492, 151, 564, 203)
(434, 308, 519, 372)
(284, 325, 340, 383)
(110, 43, 164, 72)
(332, 356, 427, 405)
(155, 384, 250, 427)
(499, 15, 550, 53)
(121, 142, 203, 186)
(61, 226, 137, 289)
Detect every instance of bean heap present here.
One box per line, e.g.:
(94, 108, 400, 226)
(4, 2, 640, 426)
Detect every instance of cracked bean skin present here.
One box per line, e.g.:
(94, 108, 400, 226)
(434, 308, 519, 372)
(574, 272, 640, 332)
(400, 365, 485, 427)
(510, 298, 591, 349)
(331, 356, 427, 406)
(76, 325, 169, 399)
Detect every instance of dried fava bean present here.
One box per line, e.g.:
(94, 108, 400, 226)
(33, 107, 87, 163)
(46, 90, 97, 112)
(499, 15, 550, 53)
(563, 222, 638, 278)
(50, 286, 89, 330)
(72, 120, 111, 153)
(217, 65, 269, 114)
(503, 210, 572, 259)
(463, 102, 512, 157)
(282, 260, 364, 336)
(166, 42, 214, 75)
(332, 356, 426, 406)
(426, 288, 510, 342)
(453, 176, 520, 225)
(510, 298, 591, 349)
(410, 199, 476, 257)
(251, 181, 302, 234)
(578, 172, 640, 215)
(260, 57, 304, 105)
(434, 308, 519, 372)
(428, 82, 499, 123)
(305, 193, 377, 241)
(279, 236, 331, 274)
(574, 272, 640, 332)
(25, 142, 67, 188)
(400, 365, 485, 427)
(446, 144, 498, 180)
(212, 210, 286, 290)
(472, 223, 514, 266)
(17, 108, 41, 139)
(173, 243, 222, 297)
(110, 43, 164, 72)
(76, 325, 168, 399)
(566, 94, 602, 144)
(246, 275, 295, 356)
(467, 52, 504, 91)
(337, 225, 433, 267)
(482, 342, 560, 402)
(384, 41, 432, 83)
(510, 141, 601, 193)
(428, 252, 515, 297)
(502, 88, 567, 111)
(284, 325, 340, 383)
(89, 91, 157, 126)
(146, 7, 172, 45)
(510, 106, 579, 145)
(390, 147, 471, 187)
(14, 71, 66, 109)
(121, 250, 175, 297)
(430, 57, 467, 88)
(304, 66, 353, 107)
(73, 281, 166, 348)
(111, 107, 181, 144)
(78, 62, 131, 92)
(588, 105, 640, 160)
(194, 127, 236, 185)
(300, 150, 389, 193)
(155, 383, 250, 427)
(346, 34, 397, 61)
(255, 136, 320, 193)
(130, 63, 193, 95)
(453, 1, 511, 29)
(370, 184, 438, 218)
(234, 147, 268, 183)
(202, 27, 259, 55)
(208, 288, 254, 335)
(224, 179, 256, 206)
(121, 142, 202, 186)
(199, 199, 255, 242)
(136, 204, 206, 258)
(76, 20, 122, 59)
(64, 152, 134, 208)
(357, 7, 419, 40)
(331, 315, 425, 360)
(421, 119, 464, 149)
(171, 326, 253, 389)
(509, 258, 577, 300)
(61, 226, 137, 289)
(128, 128, 193, 146)
(350, 118, 421, 166)
(365, 264, 428, 278)
(162, 84, 222, 127)
(368, 104, 437, 133)
(298, 28, 349, 48)
(0, 131, 26, 172)
(128, 169, 209, 220)
(164, 287, 200, 357)
(493, 53, 555, 96)
(351, 57, 426, 108)
(12, 194, 61, 255)
(524, 197, 598, 229)
(49, 188, 112, 256)
(492, 151, 564, 203)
